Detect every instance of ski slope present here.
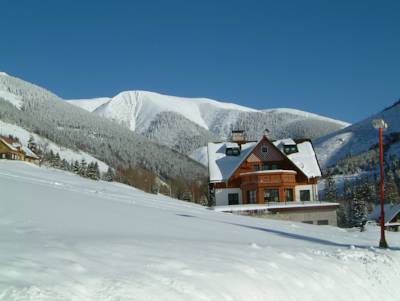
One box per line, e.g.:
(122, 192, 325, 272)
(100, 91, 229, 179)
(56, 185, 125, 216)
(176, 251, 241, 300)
(1, 160, 399, 301)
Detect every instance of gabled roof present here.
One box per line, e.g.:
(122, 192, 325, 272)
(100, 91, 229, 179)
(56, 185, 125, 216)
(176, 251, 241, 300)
(0, 137, 19, 152)
(208, 136, 322, 183)
(208, 141, 257, 183)
(274, 139, 322, 179)
(368, 204, 400, 224)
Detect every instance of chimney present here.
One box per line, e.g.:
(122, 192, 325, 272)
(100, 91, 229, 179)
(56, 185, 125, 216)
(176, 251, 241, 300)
(231, 130, 246, 145)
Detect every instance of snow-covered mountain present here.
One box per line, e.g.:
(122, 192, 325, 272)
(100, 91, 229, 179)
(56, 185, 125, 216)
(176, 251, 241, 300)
(1, 160, 399, 300)
(0, 72, 206, 180)
(68, 91, 350, 154)
(314, 100, 400, 168)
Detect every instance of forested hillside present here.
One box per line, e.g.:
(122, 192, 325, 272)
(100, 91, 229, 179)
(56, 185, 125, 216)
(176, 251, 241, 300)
(0, 73, 207, 194)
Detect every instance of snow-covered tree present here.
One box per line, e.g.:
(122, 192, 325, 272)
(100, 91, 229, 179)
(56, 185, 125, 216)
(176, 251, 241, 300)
(102, 167, 114, 182)
(324, 171, 337, 201)
(350, 195, 368, 230)
(385, 170, 400, 203)
(72, 160, 80, 174)
(79, 159, 87, 177)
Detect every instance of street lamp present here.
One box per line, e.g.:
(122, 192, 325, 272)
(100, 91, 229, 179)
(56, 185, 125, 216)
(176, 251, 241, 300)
(372, 119, 388, 249)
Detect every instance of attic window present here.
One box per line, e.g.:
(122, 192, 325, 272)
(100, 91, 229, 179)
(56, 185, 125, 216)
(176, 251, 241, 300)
(226, 147, 240, 156)
(284, 145, 298, 155)
(261, 144, 268, 153)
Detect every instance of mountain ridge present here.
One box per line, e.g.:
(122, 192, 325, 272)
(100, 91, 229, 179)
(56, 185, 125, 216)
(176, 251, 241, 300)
(68, 90, 350, 133)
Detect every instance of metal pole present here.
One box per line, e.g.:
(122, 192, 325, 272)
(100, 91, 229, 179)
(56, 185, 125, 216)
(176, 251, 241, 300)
(378, 127, 388, 248)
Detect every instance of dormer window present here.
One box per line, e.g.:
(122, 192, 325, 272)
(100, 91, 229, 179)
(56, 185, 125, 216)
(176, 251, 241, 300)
(284, 145, 298, 155)
(261, 144, 268, 153)
(226, 147, 240, 156)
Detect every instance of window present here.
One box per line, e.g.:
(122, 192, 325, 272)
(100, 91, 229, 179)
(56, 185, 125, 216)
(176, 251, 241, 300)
(228, 193, 239, 205)
(284, 189, 293, 202)
(300, 190, 311, 201)
(317, 220, 329, 225)
(284, 145, 298, 155)
(302, 221, 313, 224)
(271, 164, 278, 170)
(248, 190, 257, 204)
(253, 164, 260, 171)
(226, 147, 240, 156)
(232, 148, 240, 156)
(261, 144, 268, 153)
(264, 189, 279, 203)
(261, 163, 270, 170)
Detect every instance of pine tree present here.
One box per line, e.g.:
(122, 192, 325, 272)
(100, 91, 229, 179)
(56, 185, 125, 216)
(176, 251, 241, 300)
(359, 176, 377, 210)
(72, 160, 80, 174)
(27, 134, 37, 153)
(103, 167, 114, 182)
(93, 162, 100, 180)
(324, 171, 337, 201)
(86, 162, 95, 179)
(350, 195, 368, 230)
(60, 158, 69, 171)
(79, 159, 87, 177)
(51, 152, 61, 168)
(385, 170, 400, 203)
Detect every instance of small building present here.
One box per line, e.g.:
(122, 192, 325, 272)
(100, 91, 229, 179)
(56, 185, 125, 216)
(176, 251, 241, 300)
(207, 132, 339, 225)
(0, 136, 39, 164)
(368, 204, 400, 231)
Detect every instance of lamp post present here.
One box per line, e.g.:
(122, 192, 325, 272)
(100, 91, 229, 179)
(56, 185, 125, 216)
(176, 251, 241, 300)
(372, 119, 388, 249)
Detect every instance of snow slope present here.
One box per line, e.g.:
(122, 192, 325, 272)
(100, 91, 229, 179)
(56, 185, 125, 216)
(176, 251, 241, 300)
(1, 160, 400, 301)
(314, 101, 400, 168)
(68, 91, 256, 132)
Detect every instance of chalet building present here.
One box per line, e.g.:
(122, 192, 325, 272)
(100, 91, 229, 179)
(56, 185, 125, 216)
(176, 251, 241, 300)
(369, 204, 400, 231)
(0, 136, 39, 164)
(207, 131, 339, 226)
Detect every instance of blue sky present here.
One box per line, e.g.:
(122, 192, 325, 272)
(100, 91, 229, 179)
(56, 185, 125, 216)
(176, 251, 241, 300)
(0, 0, 399, 123)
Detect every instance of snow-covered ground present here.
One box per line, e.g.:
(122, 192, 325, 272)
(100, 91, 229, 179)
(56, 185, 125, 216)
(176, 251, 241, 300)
(1, 160, 400, 301)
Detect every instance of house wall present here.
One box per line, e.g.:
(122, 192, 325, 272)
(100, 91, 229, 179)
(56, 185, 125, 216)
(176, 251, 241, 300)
(0, 141, 22, 160)
(295, 184, 318, 201)
(215, 188, 243, 206)
(241, 207, 338, 226)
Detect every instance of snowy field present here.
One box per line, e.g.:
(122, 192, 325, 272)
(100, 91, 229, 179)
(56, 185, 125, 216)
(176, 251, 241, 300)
(0, 160, 400, 301)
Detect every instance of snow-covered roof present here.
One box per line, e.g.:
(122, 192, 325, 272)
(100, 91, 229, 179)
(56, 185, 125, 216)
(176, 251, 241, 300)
(225, 142, 240, 148)
(22, 146, 39, 159)
(368, 204, 400, 224)
(274, 140, 322, 178)
(278, 138, 296, 146)
(208, 137, 322, 183)
(208, 141, 257, 182)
